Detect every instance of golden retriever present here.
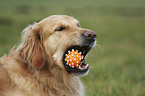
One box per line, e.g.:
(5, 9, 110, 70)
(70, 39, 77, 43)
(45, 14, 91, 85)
(0, 15, 96, 96)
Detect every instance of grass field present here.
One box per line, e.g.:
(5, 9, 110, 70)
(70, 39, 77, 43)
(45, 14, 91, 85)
(0, 0, 145, 96)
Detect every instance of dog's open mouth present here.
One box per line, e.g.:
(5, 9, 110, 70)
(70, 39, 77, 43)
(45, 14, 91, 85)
(63, 45, 91, 75)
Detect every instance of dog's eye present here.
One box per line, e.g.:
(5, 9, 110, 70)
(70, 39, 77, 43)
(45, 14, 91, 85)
(77, 23, 80, 27)
(55, 26, 66, 31)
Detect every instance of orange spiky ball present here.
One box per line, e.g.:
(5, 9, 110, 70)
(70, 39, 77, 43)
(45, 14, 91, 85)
(65, 49, 83, 68)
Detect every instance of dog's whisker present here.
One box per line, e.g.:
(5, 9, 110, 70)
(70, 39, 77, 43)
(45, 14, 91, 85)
(93, 44, 103, 56)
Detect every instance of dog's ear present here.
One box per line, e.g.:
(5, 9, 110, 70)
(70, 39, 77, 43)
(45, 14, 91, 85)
(31, 26, 45, 69)
(19, 23, 45, 69)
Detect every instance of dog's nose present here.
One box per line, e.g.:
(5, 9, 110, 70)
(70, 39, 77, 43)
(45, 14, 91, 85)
(82, 30, 97, 42)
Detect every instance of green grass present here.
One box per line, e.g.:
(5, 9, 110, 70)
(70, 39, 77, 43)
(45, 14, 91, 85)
(0, 0, 145, 95)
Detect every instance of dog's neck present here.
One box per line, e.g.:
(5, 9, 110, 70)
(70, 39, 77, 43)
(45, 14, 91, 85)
(29, 63, 83, 96)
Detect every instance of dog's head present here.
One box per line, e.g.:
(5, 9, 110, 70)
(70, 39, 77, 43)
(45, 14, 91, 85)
(19, 15, 96, 76)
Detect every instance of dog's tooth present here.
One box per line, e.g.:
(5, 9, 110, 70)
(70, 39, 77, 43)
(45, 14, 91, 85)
(78, 65, 82, 69)
(85, 64, 89, 68)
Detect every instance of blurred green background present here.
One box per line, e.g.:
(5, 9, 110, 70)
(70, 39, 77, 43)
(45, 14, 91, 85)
(0, 0, 145, 96)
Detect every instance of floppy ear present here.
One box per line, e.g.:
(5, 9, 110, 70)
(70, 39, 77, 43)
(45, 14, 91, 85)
(18, 23, 45, 69)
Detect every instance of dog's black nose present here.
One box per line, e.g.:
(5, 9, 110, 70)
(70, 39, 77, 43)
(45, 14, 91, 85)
(82, 30, 96, 42)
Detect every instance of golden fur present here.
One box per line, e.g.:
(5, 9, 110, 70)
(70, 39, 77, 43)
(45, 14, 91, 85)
(0, 15, 94, 96)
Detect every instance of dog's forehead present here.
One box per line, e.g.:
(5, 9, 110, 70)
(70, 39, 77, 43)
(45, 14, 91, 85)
(40, 15, 79, 25)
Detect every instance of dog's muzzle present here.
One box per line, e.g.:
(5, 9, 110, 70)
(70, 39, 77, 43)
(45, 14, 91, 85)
(63, 30, 97, 76)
